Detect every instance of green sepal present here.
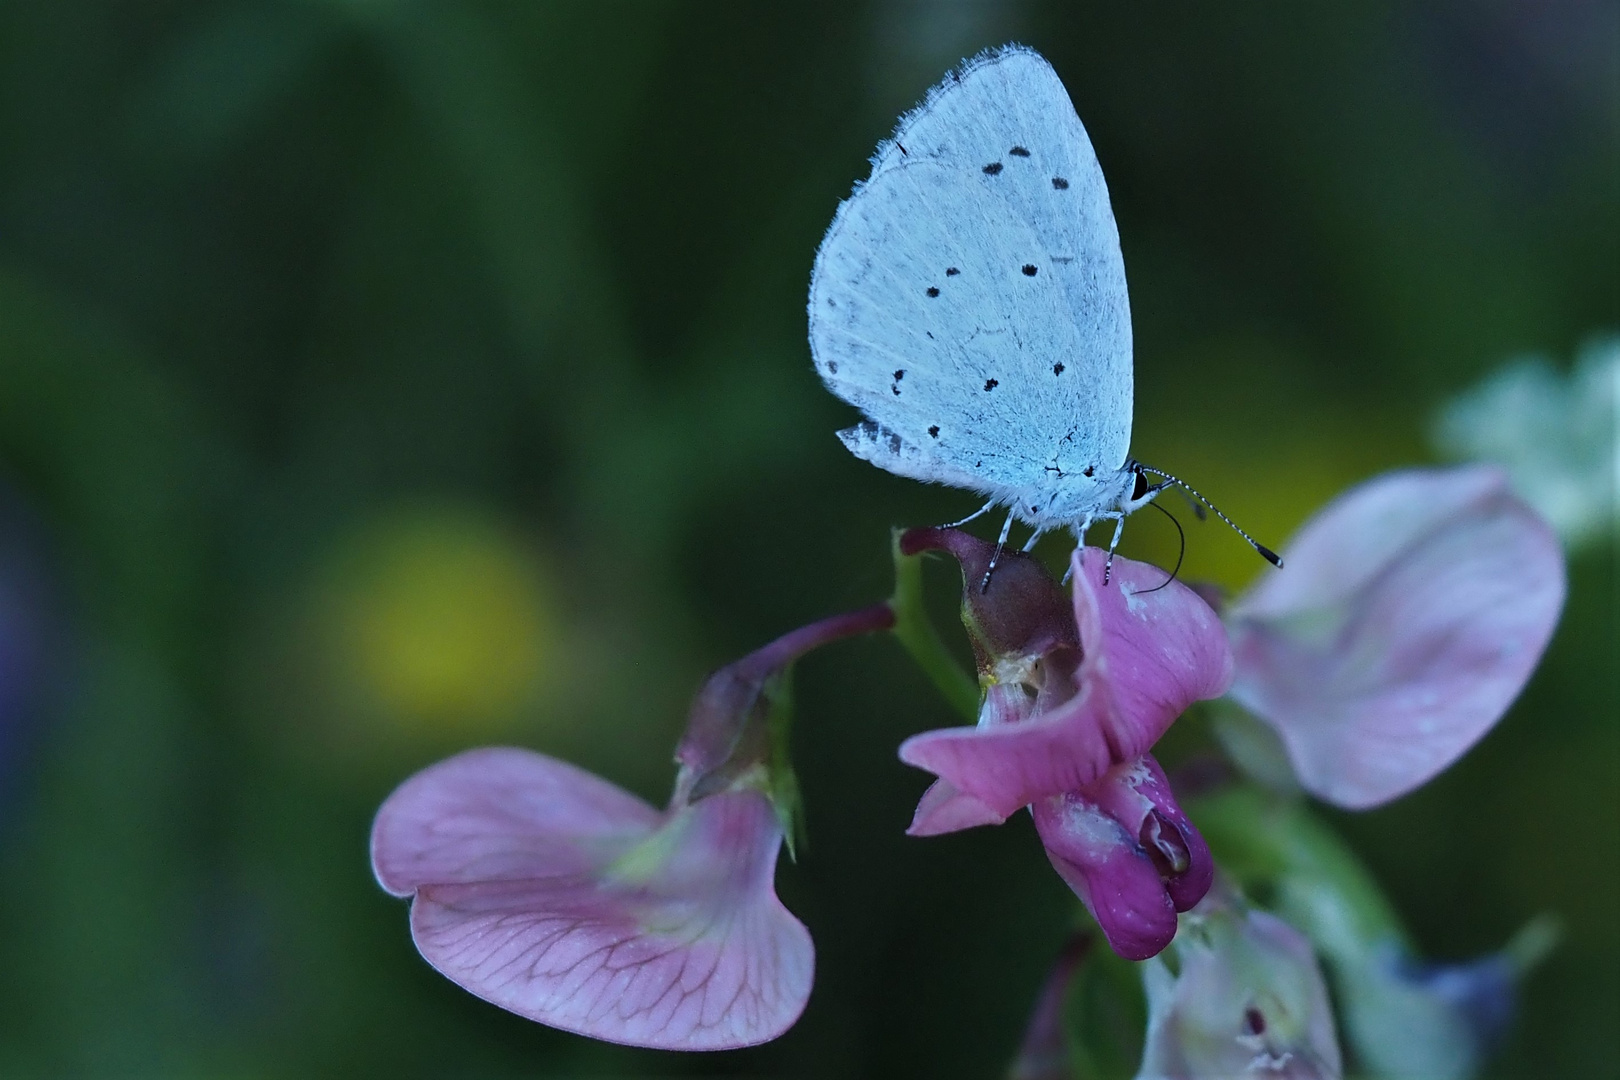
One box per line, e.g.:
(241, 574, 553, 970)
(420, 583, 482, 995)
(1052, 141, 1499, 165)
(888, 528, 979, 722)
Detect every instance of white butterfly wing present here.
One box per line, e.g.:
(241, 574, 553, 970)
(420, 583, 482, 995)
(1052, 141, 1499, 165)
(809, 45, 1133, 492)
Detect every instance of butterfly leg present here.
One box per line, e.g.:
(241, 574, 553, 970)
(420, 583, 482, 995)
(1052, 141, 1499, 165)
(941, 498, 997, 529)
(1060, 515, 1094, 584)
(979, 507, 1018, 592)
(1102, 513, 1126, 586)
(1020, 528, 1045, 553)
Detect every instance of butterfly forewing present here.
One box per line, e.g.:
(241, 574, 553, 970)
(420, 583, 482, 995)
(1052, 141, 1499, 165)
(809, 44, 1134, 496)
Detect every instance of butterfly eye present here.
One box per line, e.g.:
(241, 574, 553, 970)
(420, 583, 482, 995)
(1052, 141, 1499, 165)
(1131, 469, 1150, 501)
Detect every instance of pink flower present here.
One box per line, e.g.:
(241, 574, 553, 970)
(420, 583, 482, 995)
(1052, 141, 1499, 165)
(894, 531, 1229, 958)
(370, 605, 893, 1049)
(372, 749, 808, 1049)
(1225, 466, 1565, 809)
(902, 546, 1233, 819)
(1138, 884, 1343, 1080)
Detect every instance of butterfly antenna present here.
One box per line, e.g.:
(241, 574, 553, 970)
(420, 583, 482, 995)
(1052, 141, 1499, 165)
(1139, 500, 1185, 594)
(1139, 467, 1282, 568)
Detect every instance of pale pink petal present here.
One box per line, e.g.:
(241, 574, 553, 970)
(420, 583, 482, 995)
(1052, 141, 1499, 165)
(1234, 467, 1506, 620)
(1140, 892, 1342, 1079)
(900, 549, 1233, 815)
(371, 749, 811, 1049)
(906, 778, 1009, 836)
(1032, 791, 1178, 961)
(371, 747, 661, 897)
(1227, 467, 1566, 808)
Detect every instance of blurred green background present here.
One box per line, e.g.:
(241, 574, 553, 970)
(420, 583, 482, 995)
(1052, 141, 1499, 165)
(0, 2, 1613, 1076)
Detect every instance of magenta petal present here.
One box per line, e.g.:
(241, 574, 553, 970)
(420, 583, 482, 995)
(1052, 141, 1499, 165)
(1084, 756, 1213, 913)
(1227, 467, 1566, 809)
(1032, 792, 1178, 961)
(907, 778, 1009, 836)
(900, 548, 1233, 815)
(370, 748, 811, 1049)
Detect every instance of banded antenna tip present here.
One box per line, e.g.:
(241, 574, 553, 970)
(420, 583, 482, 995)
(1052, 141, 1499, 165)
(1256, 543, 1283, 568)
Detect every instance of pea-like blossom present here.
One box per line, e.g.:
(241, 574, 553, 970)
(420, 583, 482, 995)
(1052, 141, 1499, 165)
(1224, 466, 1565, 809)
(1136, 886, 1342, 1080)
(370, 605, 893, 1049)
(895, 529, 1227, 959)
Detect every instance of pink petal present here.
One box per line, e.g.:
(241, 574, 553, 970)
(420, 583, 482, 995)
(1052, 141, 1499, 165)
(900, 548, 1233, 815)
(1083, 756, 1213, 913)
(906, 779, 1009, 836)
(1227, 467, 1566, 808)
(1140, 895, 1342, 1079)
(371, 747, 662, 897)
(905, 682, 1030, 836)
(371, 749, 811, 1049)
(1031, 791, 1178, 961)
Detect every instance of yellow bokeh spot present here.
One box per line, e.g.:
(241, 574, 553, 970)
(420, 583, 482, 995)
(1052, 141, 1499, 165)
(330, 507, 557, 732)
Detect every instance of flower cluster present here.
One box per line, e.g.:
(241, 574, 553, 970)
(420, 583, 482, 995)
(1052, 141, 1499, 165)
(370, 464, 1565, 1067)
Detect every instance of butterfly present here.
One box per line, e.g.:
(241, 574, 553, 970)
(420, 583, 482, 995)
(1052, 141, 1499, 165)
(808, 45, 1277, 583)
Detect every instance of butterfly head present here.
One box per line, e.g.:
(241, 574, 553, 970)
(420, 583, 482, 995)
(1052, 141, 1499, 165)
(1120, 461, 1163, 515)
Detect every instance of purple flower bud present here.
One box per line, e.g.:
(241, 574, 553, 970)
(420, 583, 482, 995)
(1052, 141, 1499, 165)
(1137, 887, 1343, 1080)
(900, 526, 1080, 678)
(1032, 756, 1213, 960)
(1008, 932, 1091, 1080)
(1225, 466, 1565, 808)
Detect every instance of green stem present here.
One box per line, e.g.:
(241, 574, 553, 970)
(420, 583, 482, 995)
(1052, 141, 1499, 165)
(889, 529, 979, 722)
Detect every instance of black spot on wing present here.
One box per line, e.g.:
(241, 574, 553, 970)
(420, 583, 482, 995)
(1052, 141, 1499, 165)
(855, 419, 905, 456)
(1009, 146, 1030, 157)
(983, 162, 1003, 175)
(983, 379, 998, 391)
(926, 286, 939, 297)
(1053, 363, 1065, 375)
(928, 425, 940, 438)
(893, 370, 905, 381)
(945, 267, 960, 276)
(826, 361, 838, 374)
(1052, 177, 1069, 190)
(1021, 264, 1038, 276)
